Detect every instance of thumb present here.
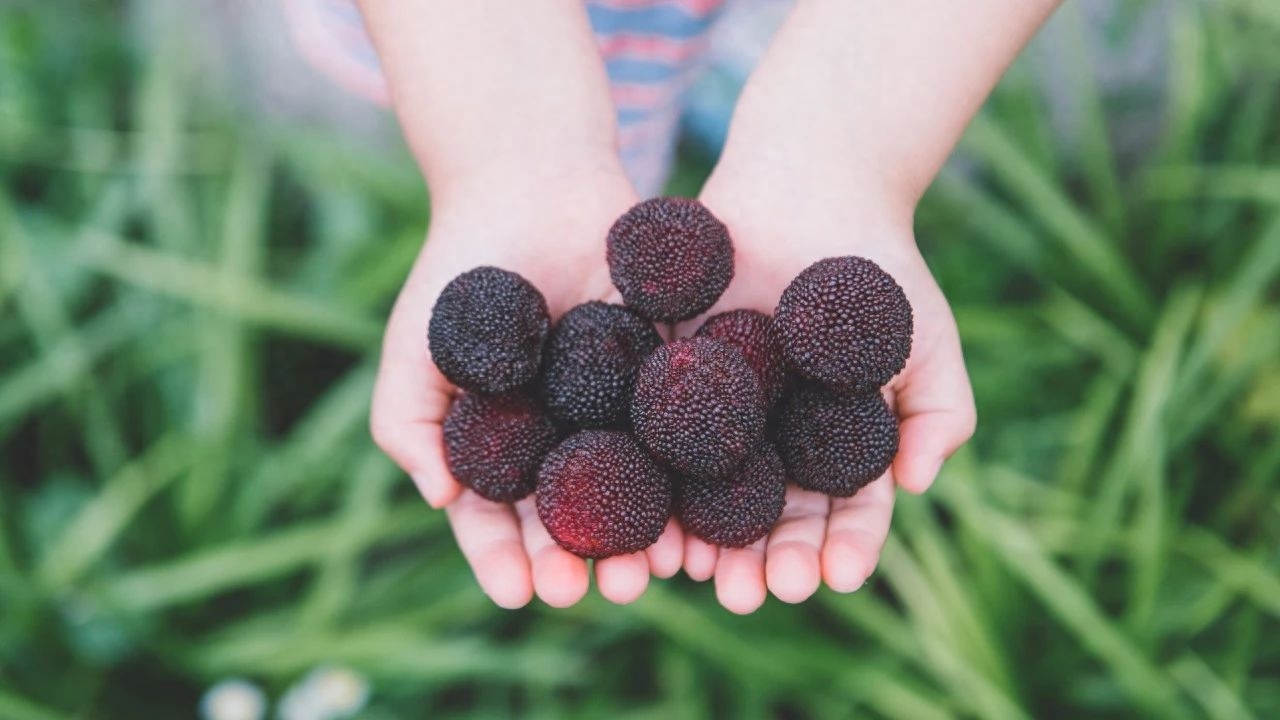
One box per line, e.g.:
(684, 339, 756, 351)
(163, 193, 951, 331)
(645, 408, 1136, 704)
(891, 334, 976, 494)
(370, 293, 463, 509)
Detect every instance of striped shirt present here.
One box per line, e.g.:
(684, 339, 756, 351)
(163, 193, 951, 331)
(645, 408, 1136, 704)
(282, 0, 728, 196)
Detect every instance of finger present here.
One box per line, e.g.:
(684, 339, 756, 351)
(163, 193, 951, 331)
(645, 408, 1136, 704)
(682, 534, 720, 582)
(714, 537, 768, 615)
(595, 552, 651, 605)
(822, 473, 895, 592)
(764, 486, 829, 604)
(646, 518, 685, 579)
(892, 334, 976, 494)
(514, 497, 590, 608)
(445, 491, 533, 609)
(373, 416, 460, 509)
(371, 291, 462, 509)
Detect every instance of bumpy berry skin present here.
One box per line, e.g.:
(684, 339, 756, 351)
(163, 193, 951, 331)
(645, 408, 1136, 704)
(776, 385, 898, 497)
(428, 266, 550, 394)
(695, 309, 786, 409)
(606, 197, 734, 322)
(677, 444, 786, 548)
(536, 431, 673, 559)
(443, 392, 560, 502)
(774, 256, 913, 394)
(542, 302, 663, 429)
(632, 337, 766, 481)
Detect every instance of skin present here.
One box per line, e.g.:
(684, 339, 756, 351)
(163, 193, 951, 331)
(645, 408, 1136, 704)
(681, 0, 1059, 612)
(360, 0, 1059, 611)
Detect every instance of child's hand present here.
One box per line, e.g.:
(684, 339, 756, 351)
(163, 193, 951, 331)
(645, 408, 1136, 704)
(656, 0, 1052, 614)
(370, 170, 685, 609)
(677, 169, 977, 614)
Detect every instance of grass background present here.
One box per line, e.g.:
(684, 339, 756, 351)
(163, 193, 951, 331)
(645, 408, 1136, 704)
(1, 1, 1278, 718)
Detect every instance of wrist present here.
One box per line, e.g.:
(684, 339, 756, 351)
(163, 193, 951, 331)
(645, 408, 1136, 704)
(712, 117, 920, 225)
(702, 147, 918, 242)
(693, 164, 926, 322)
(427, 149, 633, 213)
(426, 160, 638, 258)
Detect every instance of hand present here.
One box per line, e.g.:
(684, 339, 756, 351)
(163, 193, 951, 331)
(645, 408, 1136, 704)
(370, 168, 685, 609)
(675, 166, 977, 614)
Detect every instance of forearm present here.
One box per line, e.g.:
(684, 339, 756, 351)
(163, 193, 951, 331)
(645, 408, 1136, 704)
(358, 0, 624, 200)
(714, 0, 1059, 213)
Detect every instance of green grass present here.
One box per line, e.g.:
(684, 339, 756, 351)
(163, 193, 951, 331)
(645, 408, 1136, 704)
(1, 1, 1278, 718)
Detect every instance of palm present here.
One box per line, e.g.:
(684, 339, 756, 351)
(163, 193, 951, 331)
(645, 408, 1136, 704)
(371, 176, 684, 608)
(675, 182, 976, 613)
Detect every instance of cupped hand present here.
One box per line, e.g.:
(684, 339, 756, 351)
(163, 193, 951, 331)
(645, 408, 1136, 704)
(370, 169, 685, 609)
(677, 169, 977, 614)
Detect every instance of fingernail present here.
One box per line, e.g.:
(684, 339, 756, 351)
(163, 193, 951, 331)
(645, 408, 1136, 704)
(832, 581, 865, 594)
(922, 456, 945, 490)
(411, 472, 444, 508)
(900, 456, 941, 494)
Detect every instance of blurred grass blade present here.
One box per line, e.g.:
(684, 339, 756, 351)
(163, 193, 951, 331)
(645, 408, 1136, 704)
(879, 533, 1028, 720)
(179, 147, 271, 528)
(275, 126, 426, 212)
(1169, 652, 1258, 720)
(986, 58, 1057, 174)
(8, 245, 130, 479)
(134, 22, 201, 253)
(231, 362, 378, 530)
(1078, 285, 1200, 595)
(942, 479, 1193, 719)
(819, 592, 920, 662)
(1174, 213, 1280, 404)
(962, 114, 1153, 327)
(1171, 309, 1280, 449)
(97, 505, 434, 612)
(896, 500, 1016, 690)
(191, 630, 584, 686)
(1221, 0, 1280, 32)
(72, 234, 381, 350)
(0, 120, 229, 174)
(1180, 530, 1280, 620)
(299, 449, 400, 627)
(36, 434, 192, 590)
(0, 185, 135, 456)
(1123, 285, 1201, 635)
(1058, 373, 1126, 494)
(0, 304, 156, 430)
(1042, 288, 1137, 375)
(0, 229, 25, 312)
(1151, 2, 1210, 258)
(0, 689, 70, 720)
(931, 171, 1045, 273)
(1144, 165, 1280, 204)
(1062, 2, 1125, 235)
(632, 586, 953, 720)
(1217, 440, 1280, 531)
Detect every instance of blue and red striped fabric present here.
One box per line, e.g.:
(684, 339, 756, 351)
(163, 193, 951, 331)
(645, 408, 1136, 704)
(282, 0, 727, 196)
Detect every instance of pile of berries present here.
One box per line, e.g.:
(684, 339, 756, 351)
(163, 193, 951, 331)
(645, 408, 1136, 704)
(431, 198, 912, 559)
